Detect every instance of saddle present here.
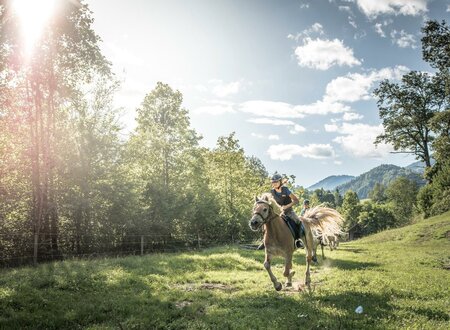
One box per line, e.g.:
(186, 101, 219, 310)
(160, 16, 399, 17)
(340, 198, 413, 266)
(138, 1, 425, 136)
(281, 214, 304, 243)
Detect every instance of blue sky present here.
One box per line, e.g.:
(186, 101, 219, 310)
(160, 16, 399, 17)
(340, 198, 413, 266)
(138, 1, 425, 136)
(88, 0, 450, 187)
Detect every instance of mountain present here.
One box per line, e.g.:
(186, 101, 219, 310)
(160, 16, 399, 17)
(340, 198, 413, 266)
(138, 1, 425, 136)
(307, 175, 355, 191)
(405, 159, 435, 173)
(336, 164, 427, 199)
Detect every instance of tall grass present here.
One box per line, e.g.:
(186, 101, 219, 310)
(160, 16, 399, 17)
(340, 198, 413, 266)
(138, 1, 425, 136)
(1, 212, 449, 329)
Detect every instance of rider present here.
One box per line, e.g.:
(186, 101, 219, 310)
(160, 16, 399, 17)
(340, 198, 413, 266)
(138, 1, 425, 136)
(300, 199, 310, 216)
(270, 173, 304, 249)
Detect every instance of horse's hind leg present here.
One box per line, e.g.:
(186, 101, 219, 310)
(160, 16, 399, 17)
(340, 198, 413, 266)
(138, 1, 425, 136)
(264, 254, 282, 291)
(283, 253, 295, 287)
(304, 228, 314, 288)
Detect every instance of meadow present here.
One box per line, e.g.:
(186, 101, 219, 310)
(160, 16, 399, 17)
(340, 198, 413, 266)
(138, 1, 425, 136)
(1, 212, 449, 329)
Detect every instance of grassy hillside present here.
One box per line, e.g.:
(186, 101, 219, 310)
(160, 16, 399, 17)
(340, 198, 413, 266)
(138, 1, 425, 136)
(1, 213, 449, 329)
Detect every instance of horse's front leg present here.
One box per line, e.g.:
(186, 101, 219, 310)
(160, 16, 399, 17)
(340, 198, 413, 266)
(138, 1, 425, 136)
(264, 253, 282, 291)
(283, 252, 295, 287)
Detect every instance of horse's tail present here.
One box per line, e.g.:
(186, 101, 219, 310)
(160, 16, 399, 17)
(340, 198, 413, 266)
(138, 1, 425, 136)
(302, 206, 344, 245)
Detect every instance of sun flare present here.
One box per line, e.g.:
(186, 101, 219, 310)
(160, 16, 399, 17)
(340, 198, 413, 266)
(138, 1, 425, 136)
(12, 0, 56, 55)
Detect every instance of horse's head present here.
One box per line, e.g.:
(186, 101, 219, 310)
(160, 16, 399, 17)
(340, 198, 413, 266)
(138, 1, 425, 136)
(249, 193, 281, 231)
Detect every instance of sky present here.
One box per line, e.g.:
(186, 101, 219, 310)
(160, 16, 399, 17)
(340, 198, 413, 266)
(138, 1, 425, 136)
(87, 0, 450, 187)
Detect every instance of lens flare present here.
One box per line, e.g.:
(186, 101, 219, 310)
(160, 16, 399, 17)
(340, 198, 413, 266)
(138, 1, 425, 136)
(12, 0, 56, 55)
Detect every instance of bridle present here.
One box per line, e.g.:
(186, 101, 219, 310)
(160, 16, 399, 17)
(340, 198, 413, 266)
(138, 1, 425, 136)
(252, 200, 276, 225)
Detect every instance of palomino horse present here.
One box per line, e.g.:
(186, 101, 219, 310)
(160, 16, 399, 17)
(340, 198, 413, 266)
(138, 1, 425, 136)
(249, 193, 343, 291)
(312, 233, 340, 261)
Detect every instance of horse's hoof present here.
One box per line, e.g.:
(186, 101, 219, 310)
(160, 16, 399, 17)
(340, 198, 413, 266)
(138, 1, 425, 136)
(275, 282, 282, 291)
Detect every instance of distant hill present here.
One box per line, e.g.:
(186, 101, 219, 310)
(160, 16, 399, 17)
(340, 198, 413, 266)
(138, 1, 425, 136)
(307, 175, 355, 191)
(405, 159, 435, 173)
(336, 164, 426, 199)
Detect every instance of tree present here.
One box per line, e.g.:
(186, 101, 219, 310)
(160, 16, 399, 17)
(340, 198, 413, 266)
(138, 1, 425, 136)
(1, 0, 112, 261)
(368, 183, 386, 203)
(385, 177, 418, 226)
(340, 190, 361, 231)
(422, 20, 450, 72)
(357, 201, 396, 235)
(128, 82, 201, 235)
(374, 71, 445, 170)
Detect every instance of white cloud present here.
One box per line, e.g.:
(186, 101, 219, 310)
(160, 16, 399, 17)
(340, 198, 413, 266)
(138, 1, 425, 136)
(240, 99, 350, 119)
(106, 42, 145, 67)
(374, 23, 386, 37)
(288, 23, 324, 42)
(300, 3, 310, 9)
(247, 118, 297, 126)
(325, 123, 339, 132)
(290, 124, 307, 134)
(268, 134, 280, 140)
(339, 6, 353, 14)
(210, 80, 241, 97)
(251, 133, 280, 141)
(267, 144, 335, 161)
(343, 112, 364, 121)
(391, 30, 417, 49)
(334, 160, 343, 165)
(240, 101, 305, 118)
(332, 123, 394, 158)
(354, 0, 428, 19)
(324, 65, 409, 103)
(294, 38, 361, 70)
(294, 100, 351, 115)
(194, 104, 236, 115)
(447, 5, 450, 12)
(248, 118, 306, 134)
(349, 17, 358, 29)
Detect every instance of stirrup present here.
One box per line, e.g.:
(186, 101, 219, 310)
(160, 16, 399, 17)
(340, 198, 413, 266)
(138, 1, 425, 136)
(295, 239, 304, 249)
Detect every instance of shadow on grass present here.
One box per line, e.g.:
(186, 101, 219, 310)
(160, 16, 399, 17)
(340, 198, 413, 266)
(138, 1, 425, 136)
(337, 247, 368, 254)
(318, 257, 380, 270)
(183, 289, 395, 330)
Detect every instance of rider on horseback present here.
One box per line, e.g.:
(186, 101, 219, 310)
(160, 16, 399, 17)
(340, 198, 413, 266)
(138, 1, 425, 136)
(270, 173, 304, 249)
(257, 172, 304, 250)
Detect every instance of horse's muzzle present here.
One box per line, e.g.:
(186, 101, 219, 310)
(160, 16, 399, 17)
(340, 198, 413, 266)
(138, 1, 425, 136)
(249, 216, 263, 231)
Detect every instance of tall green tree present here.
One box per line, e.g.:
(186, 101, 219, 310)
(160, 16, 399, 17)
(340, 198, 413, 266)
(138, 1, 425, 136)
(340, 190, 361, 231)
(385, 177, 418, 226)
(374, 71, 445, 170)
(127, 82, 201, 235)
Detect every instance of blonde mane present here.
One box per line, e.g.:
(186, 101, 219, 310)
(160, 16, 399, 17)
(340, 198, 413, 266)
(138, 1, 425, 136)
(258, 193, 282, 216)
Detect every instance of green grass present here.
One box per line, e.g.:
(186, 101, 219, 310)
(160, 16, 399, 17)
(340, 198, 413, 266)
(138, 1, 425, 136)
(1, 212, 449, 330)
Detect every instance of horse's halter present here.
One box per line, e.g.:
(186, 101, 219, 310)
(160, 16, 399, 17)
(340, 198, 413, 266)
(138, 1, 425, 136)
(252, 200, 275, 224)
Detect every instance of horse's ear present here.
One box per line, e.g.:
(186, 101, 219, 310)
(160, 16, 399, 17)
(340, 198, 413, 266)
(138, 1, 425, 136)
(255, 196, 259, 202)
(262, 195, 269, 202)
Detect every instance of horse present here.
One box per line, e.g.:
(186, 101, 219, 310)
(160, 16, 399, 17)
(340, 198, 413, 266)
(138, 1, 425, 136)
(312, 232, 340, 261)
(249, 193, 344, 291)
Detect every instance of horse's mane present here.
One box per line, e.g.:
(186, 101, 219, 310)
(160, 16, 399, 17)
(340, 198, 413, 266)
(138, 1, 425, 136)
(258, 193, 282, 216)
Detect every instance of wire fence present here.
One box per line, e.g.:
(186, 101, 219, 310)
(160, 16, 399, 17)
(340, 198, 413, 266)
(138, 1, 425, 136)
(0, 232, 261, 268)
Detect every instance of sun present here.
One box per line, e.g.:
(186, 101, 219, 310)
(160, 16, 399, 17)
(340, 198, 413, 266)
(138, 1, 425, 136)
(12, 0, 56, 55)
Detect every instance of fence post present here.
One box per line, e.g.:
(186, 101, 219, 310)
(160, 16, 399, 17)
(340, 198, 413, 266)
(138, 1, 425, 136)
(33, 233, 38, 266)
(141, 235, 144, 256)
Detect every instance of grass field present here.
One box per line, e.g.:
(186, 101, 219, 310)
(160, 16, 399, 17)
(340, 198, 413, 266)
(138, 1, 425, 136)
(1, 212, 449, 329)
